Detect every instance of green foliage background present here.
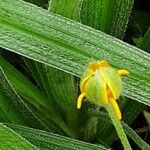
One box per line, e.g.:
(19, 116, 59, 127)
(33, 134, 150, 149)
(0, 0, 150, 149)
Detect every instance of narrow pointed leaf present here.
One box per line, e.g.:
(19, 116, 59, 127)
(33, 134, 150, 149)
(81, 0, 133, 38)
(0, 0, 150, 106)
(122, 122, 150, 150)
(49, 0, 83, 21)
(137, 27, 150, 52)
(0, 90, 26, 125)
(8, 124, 108, 150)
(143, 111, 150, 126)
(0, 124, 37, 150)
(48, 0, 83, 133)
(0, 66, 43, 128)
(0, 59, 67, 134)
(0, 57, 49, 109)
(24, 0, 48, 8)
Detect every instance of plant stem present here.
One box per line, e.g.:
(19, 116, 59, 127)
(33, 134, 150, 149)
(105, 104, 132, 150)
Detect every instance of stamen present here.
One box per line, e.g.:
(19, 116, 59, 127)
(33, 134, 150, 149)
(77, 93, 86, 109)
(109, 98, 122, 120)
(117, 69, 129, 76)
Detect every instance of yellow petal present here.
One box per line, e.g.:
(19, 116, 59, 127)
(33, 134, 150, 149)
(109, 98, 122, 120)
(100, 67, 122, 99)
(88, 63, 100, 72)
(77, 93, 86, 109)
(80, 72, 94, 92)
(88, 60, 110, 71)
(117, 69, 129, 76)
(98, 60, 110, 68)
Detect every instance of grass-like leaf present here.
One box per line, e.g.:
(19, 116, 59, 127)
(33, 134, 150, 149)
(0, 66, 44, 128)
(49, 0, 82, 21)
(24, 0, 48, 8)
(0, 0, 150, 107)
(22, 0, 82, 140)
(81, 0, 133, 38)
(0, 58, 49, 109)
(122, 122, 150, 150)
(143, 111, 150, 126)
(7, 124, 108, 150)
(0, 89, 26, 125)
(137, 27, 150, 52)
(0, 123, 37, 150)
(0, 57, 74, 136)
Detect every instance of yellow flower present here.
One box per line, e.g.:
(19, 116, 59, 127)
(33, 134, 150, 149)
(77, 60, 129, 120)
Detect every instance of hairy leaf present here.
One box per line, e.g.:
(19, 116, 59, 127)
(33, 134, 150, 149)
(122, 122, 150, 150)
(8, 124, 108, 150)
(137, 27, 150, 52)
(0, 89, 26, 125)
(49, 0, 83, 21)
(0, 58, 49, 109)
(0, 0, 150, 107)
(0, 66, 44, 128)
(24, 0, 48, 8)
(0, 124, 37, 150)
(143, 111, 150, 126)
(81, 0, 133, 38)
(0, 58, 69, 135)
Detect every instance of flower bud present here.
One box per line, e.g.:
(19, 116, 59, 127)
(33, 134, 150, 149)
(77, 60, 129, 120)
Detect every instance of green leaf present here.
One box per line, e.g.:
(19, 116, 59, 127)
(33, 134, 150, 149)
(0, 89, 26, 125)
(23, 59, 79, 137)
(50, 0, 101, 142)
(137, 27, 150, 53)
(122, 122, 150, 150)
(0, 57, 49, 109)
(24, 0, 48, 8)
(0, 0, 150, 107)
(44, 67, 79, 132)
(81, 0, 133, 38)
(49, 0, 98, 141)
(0, 66, 43, 128)
(7, 124, 108, 150)
(133, 11, 150, 34)
(23, 59, 57, 111)
(23, 0, 81, 138)
(143, 111, 150, 126)
(49, 0, 83, 21)
(0, 57, 74, 136)
(0, 123, 37, 150)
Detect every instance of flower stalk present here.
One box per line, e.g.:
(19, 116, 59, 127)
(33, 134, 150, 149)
(77, 60, 131, 149)
(105, 104, 132, 150)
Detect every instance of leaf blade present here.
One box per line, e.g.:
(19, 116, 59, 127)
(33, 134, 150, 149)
(0, 0, 150, 106)
(7, 124, 108, 150)
(81, 0, 134, 38)
(0, 124, 37, 150)
(122, 122, 150, 150)
(49, 0, 83, 21)
(0, 58, 73, 136)
(137, 27, 150, 52)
